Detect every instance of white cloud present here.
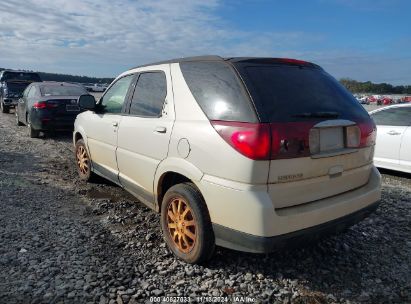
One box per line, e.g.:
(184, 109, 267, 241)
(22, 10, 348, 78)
(0, 0, 409, 84)
(0, 0, 321, 77)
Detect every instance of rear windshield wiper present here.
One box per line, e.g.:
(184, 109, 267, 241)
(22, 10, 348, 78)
(292, 111, 340, 118)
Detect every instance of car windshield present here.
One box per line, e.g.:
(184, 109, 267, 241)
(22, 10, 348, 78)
(2, 72, 41, 82)
(40, 85, 87, 96)
(234, 63, 370, 122)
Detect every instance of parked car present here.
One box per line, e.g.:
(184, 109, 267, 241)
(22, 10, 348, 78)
(370, 104, 411, 173)
(402, 96, 411, 103)
(16, 82, 88, 138)
(0, 70, 42, 113)
(358, 96, 369, 105)
(84, 83, 106, 92)
(382, 97, 392, 105)
(73, 56, 381, 263)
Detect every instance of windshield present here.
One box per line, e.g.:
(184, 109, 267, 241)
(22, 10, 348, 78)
(2, 72, 41, 82)
(40, 85, 87, 96)
(235, 63, 370, 122)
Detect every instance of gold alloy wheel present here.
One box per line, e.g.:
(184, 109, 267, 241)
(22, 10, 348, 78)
(167, 198, 197, 253)
(76, 146, 89, 175)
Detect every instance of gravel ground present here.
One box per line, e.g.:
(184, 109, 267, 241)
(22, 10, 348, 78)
(0, 110, 410, 304)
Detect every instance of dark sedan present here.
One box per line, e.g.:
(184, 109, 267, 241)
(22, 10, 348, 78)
(16, 82, 88, 138)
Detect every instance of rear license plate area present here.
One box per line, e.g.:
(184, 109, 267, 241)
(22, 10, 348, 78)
(66, 105, 80, 111)
(320, 127, 344, 152)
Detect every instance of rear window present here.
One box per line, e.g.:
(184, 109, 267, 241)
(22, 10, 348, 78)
(6, 82, 28, 94)
(40, 85, 87, 96)
(180, 61, 257, 122)
(2, 72, 41, 82)
(235, 64, 370, 122)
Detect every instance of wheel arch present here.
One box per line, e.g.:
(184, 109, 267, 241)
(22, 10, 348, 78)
(154, 158, 204, 212)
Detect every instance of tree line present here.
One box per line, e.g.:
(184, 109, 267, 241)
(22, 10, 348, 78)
(2, 67, 410, 94)
(340, 78, 411, 94)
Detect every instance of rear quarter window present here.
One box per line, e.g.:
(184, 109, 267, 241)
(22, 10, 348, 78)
(180, 61, 257, 122)
(235, 63, 370, 123)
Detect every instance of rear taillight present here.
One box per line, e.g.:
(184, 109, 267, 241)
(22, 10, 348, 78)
(270, 122, 315, 159)
(358, 120, 377, 147)
(33, 101, 57, 109)
(346, 125, 361, 148)
(212, 119, 376, 160)
(211, 121, 315, 160)
(211, 121, 271, 160)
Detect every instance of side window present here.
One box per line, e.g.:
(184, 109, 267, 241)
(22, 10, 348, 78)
(371, 108, 411, 126)
(129, 72, 167, 117)
(101, 75, 133, 114)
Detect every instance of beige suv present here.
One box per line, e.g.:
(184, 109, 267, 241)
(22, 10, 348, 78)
(73, 56, 381, 264)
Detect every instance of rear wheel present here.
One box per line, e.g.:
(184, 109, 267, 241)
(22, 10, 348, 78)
(75, 139, 95, 182)
(27, 117, 40, 138)
(161, 183, 215, 264)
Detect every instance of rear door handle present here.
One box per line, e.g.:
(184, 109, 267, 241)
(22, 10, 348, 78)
(154, 126, 167, 133)
(387, 130, 401, 135)
(112, 122, 118, 127)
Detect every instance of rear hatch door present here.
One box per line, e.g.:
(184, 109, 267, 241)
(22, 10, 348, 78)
(234, 60, 376, 209)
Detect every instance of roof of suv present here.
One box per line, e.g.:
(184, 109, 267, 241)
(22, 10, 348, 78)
(131, 55, 320, 70)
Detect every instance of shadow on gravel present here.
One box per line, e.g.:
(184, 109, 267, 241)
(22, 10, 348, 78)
(205, 194, 410, 302)
(0, 151, 43, 174)
(378, 168, 411, 180)
(42, 130, 73, 143)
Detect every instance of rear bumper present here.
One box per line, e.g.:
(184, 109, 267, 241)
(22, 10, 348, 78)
(2, 98, 18, 107)
(31, 115, 76, 131)
(213, 200, 379, 253)
(199, 166, 381, 252)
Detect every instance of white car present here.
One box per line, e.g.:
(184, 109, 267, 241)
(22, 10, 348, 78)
(73, 56, 381, 263)
(370, 104, 411, 173)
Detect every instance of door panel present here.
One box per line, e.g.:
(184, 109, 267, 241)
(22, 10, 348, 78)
(86, 114, 122, 181)
(84, 74, 134, 181)
(116, 67, 174, 203)
(117, 116, 174, 195)
(400, 126, 411, 171)
(374, 125, 406, 166)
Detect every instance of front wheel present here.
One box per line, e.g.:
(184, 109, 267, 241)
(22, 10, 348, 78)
(16, 111, 23, 126)
(75, 139, 95, 182)
(27, 118, 40, 138)
(161, 183, 215, 264)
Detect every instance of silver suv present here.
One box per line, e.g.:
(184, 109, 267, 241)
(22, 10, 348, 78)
(73, 56, 381, 264)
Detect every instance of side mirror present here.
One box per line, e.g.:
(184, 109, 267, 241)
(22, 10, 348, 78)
(78, 94, 96, 110)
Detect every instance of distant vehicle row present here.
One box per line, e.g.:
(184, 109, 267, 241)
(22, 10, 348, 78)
(355, 94, 411, 105)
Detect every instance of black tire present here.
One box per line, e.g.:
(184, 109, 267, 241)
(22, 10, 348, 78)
(27, 117, 40, 138)
(75, 139, 95, 182)
(161, 183, 215, 264)
(1, 101, 9, 114)
(16, 112, 23, 126)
